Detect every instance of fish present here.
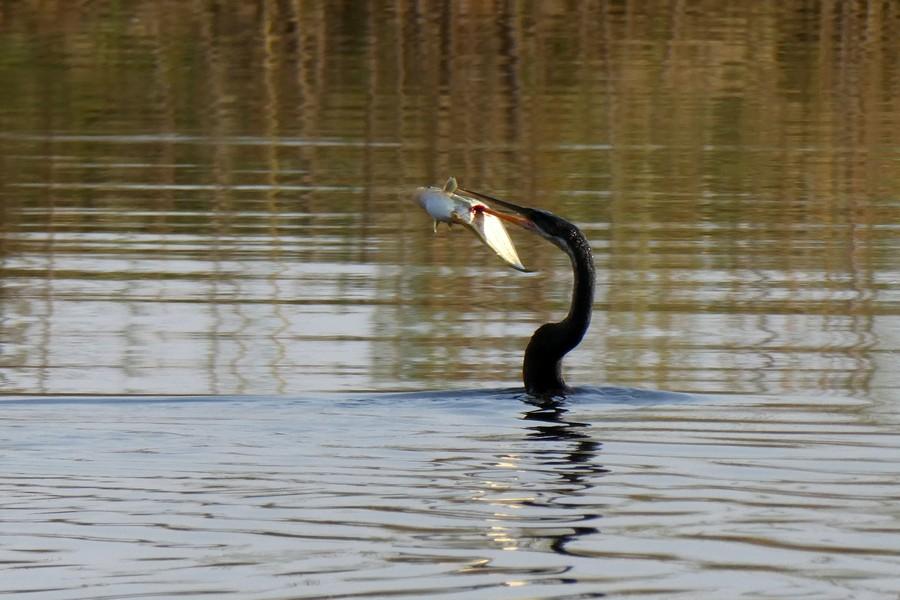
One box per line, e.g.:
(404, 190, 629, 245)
(415, 177, 529, 272)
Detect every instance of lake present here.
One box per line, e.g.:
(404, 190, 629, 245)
(1, 2, 899, 598)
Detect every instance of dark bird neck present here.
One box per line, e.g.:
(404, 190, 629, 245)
(523, 224, 595, 397)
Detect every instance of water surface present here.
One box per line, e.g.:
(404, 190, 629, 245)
(1, 2, 900, 599)
(2, 1, 898, 397)
(3, 390, 899, 599)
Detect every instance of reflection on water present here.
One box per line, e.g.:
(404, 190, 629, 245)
(1, 1, 899, 397)
(2, 391, 899, 599)
(1, 3, 900, 598)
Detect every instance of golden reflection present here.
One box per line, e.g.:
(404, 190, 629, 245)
(487, 525, 519, 551)
(0, 1, 898, 395)
(262, 0, 289, 394)
(455, 403, 606, 554)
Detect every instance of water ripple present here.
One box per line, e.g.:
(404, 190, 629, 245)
(1, 392, 899, 599)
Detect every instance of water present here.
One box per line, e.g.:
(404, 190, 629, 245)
(2, 2, 900, 598)
(3, 391, 899, 599)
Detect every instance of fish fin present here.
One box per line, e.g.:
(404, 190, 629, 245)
(470, 212, 528, 271)
(443, 176, 458, 194)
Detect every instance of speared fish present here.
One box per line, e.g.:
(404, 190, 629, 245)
(414, 177, 529, 272)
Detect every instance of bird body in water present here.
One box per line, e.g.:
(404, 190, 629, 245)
(416, 180, 595, 398)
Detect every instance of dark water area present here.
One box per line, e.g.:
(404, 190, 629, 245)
(2, 1, 900, 598)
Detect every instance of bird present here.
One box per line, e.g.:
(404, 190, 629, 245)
(452, 186, 596, 398)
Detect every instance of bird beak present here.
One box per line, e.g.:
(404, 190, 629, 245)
(457, 187, 537, 232)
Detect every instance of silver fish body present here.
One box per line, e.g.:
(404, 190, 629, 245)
(415, 186, 476, 229)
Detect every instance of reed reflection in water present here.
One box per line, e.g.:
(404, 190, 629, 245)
(1, 1, 898, 398)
